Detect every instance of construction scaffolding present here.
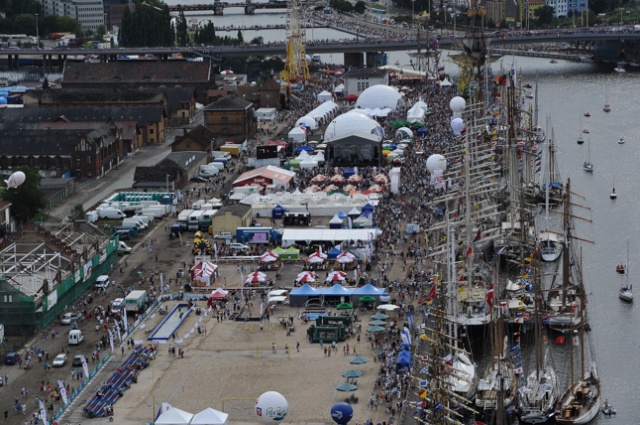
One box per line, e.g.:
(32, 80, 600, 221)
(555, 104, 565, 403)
(0, 223, 118, 336)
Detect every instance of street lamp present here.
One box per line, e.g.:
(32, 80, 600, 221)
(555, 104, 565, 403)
(166, 174, 170, 193)
(34, 13, 39, 49)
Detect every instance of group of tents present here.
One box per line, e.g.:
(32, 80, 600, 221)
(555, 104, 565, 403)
(155, 405, 228, 425)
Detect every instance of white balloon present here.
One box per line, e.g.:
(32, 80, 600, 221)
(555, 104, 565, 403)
(451, 117, 465, 132)
(449, 96, 466, 113)
(5, 171, 26, 189)
(256, 391, 288, 424)
(426, 154, 447, 173)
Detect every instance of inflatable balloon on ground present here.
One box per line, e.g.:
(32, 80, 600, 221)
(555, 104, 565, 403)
(331, 402, 354, 425)
(256, 391, 288, 423)
(5, 171, 26, 189)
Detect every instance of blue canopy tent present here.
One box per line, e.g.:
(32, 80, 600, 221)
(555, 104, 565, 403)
(329, 214, 344, 229)
(351, 283, 387, 303)
(342, 168, 356, 179)
(362, 203, 375, 214)
(396, 346, 412, 371)
(416, 127, 427, 137)
(336, 211, 348, 219)
(272, 204, 286, 219)
(327, 247, 343, 260)
(289, 284, 321, 307)
(294, 145, 314, 153)
(321, 284, 353, 297)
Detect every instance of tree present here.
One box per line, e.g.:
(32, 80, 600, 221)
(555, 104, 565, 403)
(96, 24, 107, 40)
(176, 8, 189, 46)
(42, 77, 49, 89)
(237, 30, 244, 44)
(68, 204, 86, 222)
(250, 36, 264, 45)
(354, 1, 366, 14)
(535, 5, 554, 26)
(0, 167, 46, 223)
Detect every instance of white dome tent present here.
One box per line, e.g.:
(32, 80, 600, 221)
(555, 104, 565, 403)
(396, 127, 413, 139)
(355, 84, 404, 110)
(324, 112, 384, 142)
(414, 98, 429, 113)
(296, 116, 319, 130)
(288, 127, 307, 143)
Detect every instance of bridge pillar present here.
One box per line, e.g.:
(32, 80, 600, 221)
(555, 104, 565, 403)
(344, 52, 364, 68)
(365, 52, 386, 67)
(213, 3, 224, 15)
(244, 5, 255, 14)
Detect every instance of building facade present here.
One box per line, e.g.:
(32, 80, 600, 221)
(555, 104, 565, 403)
(41, 0, 106, 33)
(203, 95, 256, 142)
(546, 0, 568, 17)
(343, 69, 388, 97)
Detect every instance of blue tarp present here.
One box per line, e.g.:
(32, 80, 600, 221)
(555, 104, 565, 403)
(416, 127, 427, 136)
(336, 211, 347, 219)
(272, 204, 286, 219)
(327, 247, 343, 259)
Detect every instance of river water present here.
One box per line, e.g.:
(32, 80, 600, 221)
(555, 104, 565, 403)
(168, 4, 640, 421)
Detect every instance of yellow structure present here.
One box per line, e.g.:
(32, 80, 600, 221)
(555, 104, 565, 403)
(280, 0, 310, 84)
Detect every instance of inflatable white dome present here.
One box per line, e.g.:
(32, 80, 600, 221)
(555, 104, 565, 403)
(355, 84, 403, 110)
(324, 112, 384, 142)
(347, 108, 373, 118)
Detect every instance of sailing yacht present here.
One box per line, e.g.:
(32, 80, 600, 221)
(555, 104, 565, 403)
(582, 140, 593, 173)
(610, 178, 617, 200)
(619, 241, 633, 303)
(555, 252, 602, 424)
(518, 253, 561, 424)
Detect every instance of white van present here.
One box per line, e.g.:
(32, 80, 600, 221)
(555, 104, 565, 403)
(95, 275, 110, 289)
(122, 218, 146, 230)
(134, 215, 153, 226)
(68, 329, 84, 345)
(212, 151, 232, 160)
(138, 206, 166, 219)
(207, 162, 225, 171)
(199, 165, 219, 177)
(98, 208, 125, 220)
(177, 209, 193, 229)
(117, 241, 132, 254)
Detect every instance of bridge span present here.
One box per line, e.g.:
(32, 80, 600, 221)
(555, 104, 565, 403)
(0, 32, 638, 69)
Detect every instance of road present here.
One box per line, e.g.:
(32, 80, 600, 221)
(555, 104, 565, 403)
(49, 112, 205, 222)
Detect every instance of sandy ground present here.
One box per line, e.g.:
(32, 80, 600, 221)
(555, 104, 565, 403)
(101, 301, 396, 425)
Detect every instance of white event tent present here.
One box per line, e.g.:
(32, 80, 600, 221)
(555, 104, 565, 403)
(155, 407, 194, 425)
(190, 408, 229, 425)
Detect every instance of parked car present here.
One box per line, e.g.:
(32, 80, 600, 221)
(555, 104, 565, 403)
(72, 354, 87, 367)
(228, 243, 249, 252)
(213, 232, 233, 240)
(61, 312, 80, 325)
(52, 353, 68, 367)
(4, 351, 20, 365)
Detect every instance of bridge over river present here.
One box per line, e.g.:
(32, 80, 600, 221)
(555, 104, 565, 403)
(1, 31, 638, 70)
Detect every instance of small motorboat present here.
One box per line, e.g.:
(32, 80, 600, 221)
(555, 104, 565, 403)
(618, 137, 625, 144)
(550, 59, 558, 64)
(582, 129, 590, 134)
(583, 112, 591, 117)
(577, 136, 584, 145)
(583, 161, 593, 172)
(610, 188, 617, 200)
(619, 284, 633, 303)
(603, 104, 611, 112)
(614, 64, 626, 73)
(602, 400, 617, 415)
(525, 91, 534, 99)
(616, 264, 626, 274)
(524, 83, 533, 89)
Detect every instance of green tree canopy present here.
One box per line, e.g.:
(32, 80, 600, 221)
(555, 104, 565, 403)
(535, 5, 555, 26)
(1, 167, 46, 223)
(354, 1, 366, 14)
(119, 0, 174, 47)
